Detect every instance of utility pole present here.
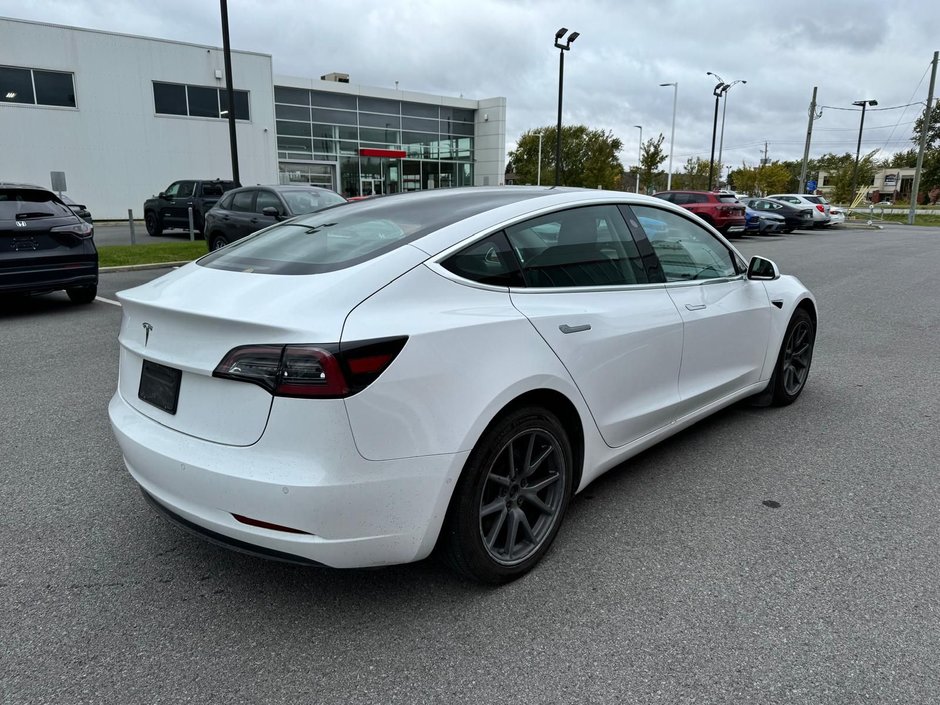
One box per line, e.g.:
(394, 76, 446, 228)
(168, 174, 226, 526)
(220, 0, 239, 184)
(909, 51, 938, 225)
(798, 86, 818, 193)
(763, 142, 769, 165)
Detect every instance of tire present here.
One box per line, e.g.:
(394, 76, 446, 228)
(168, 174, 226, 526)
(769, 308, 816, 406)
(66, 284, 97, 304)
(209, 232, 229, 251)
(441, 407, 574, 584)
(145, 211, 163, 237)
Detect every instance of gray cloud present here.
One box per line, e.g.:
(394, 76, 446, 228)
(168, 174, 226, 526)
(3, 0, 937, 171)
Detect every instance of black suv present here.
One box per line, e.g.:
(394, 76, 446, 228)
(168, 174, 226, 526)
(204, 185, 347, 250)
(144, 179, 239, 237)
(0, 184, 98, 303)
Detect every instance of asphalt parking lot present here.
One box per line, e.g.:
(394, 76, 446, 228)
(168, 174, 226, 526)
(2, 223, 939, 704)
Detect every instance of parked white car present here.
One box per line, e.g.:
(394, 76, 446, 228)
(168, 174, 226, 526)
(766, 194, 831, 227)
(828, 206, 846, 226)
(109, 187, 817, 583)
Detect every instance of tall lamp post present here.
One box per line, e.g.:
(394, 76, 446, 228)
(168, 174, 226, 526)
(553, 28, 579, 186)
(706, 71, 727, 191)
(537, 129, 544, 186)
(659, 82, 678, 190)
(634, 125, 643, 193)
(716, 78, 746, 187)
(850, 99, 878, 201)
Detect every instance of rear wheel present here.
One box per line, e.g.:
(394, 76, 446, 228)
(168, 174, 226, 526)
(66, 284, 97, 304)
(145, 211, 163, 237)
(209, 232, 229, 251)
(770, 308, 815, 405)
(441, 407, 573, 584)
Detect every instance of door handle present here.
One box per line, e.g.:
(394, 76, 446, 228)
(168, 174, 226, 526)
(685, 304, 707, 311)
(559, 323, 591, 334)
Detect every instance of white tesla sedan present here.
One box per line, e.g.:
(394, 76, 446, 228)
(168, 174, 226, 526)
(109, 187, 817, 583)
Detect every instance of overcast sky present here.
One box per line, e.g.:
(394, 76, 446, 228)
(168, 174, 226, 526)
(4, 0, 938, 173)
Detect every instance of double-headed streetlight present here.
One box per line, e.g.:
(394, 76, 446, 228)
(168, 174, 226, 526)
(554, 27, 579, 186)
(659, 82, 678, 190)
(717, 78, 746, 182)
(850, 99, 878, 201)
(706, 72, 727, 190)
(634, 125, 643, 193)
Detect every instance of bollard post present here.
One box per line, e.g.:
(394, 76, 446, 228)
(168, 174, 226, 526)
(128, 209, 136, 244)
(188, 206, 195, 241)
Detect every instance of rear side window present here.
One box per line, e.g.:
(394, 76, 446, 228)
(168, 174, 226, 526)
(0, 188, 72, 219)
(440, 232, 524, 287)
(505, 205, 649, 288)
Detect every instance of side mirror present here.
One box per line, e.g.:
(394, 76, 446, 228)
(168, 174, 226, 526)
(747, 256, 780, 281)
(158, 192, 168, 200)
(261, 206, 281, 218)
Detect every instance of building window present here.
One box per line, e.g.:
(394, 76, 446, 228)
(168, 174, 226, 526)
(153, 81, 250, 120)
(0, 65, 75, 107)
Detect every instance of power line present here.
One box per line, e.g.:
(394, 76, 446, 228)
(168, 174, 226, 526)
(818, 102, 924, 112)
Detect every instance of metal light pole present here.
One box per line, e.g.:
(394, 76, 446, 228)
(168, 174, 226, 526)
(909, 51, 938, 225)
(716, 78, 746, 187)
(850, 99, 878, 202)
(706, 72, 727, 191)
(537, 130, 544, 186)
(659, 82, 677, 190)
(554, 28, 579, 186)
(634, 125, 642, 193)
(220, 0, 239, 184)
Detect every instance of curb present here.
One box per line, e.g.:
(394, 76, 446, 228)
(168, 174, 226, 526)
(100, 260, 192, 273)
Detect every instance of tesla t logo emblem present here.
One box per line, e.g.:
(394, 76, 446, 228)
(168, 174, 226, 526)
(15, 221, 27, 227)
(142, 322, 153, 346)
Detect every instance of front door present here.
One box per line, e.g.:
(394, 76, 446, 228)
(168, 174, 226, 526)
(160, 180, 196, 228)
(505, 205, 685, 448)
(630, 204, 771, 413)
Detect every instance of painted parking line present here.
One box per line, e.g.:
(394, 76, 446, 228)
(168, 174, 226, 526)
(96, 296, 122, 307)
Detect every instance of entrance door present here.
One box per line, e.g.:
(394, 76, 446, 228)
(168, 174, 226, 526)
(359, 178, 385, 197)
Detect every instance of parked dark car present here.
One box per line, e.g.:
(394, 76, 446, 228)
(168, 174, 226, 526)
(744, 205, 786, 234)
(203, 185, 347, 250)
(60, 194, 93, 225)
(742, 198, 815, 233)
(144, 179, 239, 237)
(0, 184, 98, 303)
(652, 190, 746, 236)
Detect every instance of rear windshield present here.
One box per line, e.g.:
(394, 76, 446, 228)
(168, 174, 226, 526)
(717, 195, 739, 203)
(282, 189, 347, 214)
(198, 190, 545, 275)
(804, 196, 828, 204)
(0, 188, 72, 220)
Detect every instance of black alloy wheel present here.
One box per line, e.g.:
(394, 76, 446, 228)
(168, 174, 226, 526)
(771, 308, 815, 405)
(442, 407, 573, 583)
(209, 233, 229, 251)
(145, 212, 163, 237)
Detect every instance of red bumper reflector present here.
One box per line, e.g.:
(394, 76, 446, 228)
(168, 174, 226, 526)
(232, 513, 312, 535)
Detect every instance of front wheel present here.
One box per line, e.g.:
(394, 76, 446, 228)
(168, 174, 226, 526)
(441, 407, 573, 584)
(145, 211, 163, 237)
(770, 308, 816, 405)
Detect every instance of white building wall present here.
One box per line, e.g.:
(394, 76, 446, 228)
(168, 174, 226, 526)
(473, 97, 507, 187)
(1, 18, 277, 218)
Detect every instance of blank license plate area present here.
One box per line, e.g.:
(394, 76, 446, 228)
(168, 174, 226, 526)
(138, 360, 182, 414)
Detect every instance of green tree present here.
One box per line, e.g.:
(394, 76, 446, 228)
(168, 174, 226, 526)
(884, 148, 918, 168)
(672, 157, 711, 190)
(509, 125, 624, 189)
(727, 162, 793, 196)
(638, 133, 667, 194)
(911, 98, 940, 151)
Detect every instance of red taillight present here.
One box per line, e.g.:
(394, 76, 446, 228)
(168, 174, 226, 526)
(816, 204, 825, 212)
(213, 337, 407, 398)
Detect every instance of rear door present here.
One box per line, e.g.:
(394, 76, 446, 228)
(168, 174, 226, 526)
(505, 204, 684, 447)
(630, 204, 771, 414)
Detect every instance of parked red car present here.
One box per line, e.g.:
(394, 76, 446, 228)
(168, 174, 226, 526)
(652, 191, 746, 237)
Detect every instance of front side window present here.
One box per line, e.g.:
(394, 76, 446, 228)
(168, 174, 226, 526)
(505, 205, 648, 288)
(255, 190, 282, 214)
(0, 65, 75, 107)
(440, 232, 524, 288)
(176, 181, 196, 198)
(230, 190, 255, 212)
(631, 205, 736, 282)
(163, 182, 183, 198)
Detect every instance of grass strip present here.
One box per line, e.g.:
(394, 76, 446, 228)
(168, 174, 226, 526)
(98, 241, 208, 267)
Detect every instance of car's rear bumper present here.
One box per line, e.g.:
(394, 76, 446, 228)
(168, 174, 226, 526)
(108, 390, 467, 569)
(0, 258, 97, 295)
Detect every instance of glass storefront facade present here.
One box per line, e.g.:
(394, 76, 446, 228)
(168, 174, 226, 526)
(274, 86, 474, 197)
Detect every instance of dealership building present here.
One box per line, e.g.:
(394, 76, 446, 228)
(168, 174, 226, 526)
(1, 17, 508, 218)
